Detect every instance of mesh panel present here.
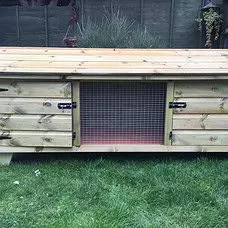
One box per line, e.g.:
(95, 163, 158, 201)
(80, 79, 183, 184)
(80, 81, 166, 144)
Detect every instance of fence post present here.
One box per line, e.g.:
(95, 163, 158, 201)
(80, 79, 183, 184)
(198, 0, 204, 48)
(140, 0, 144, 27)
(16, 5, 20, 40)
(80, 0, 85, 29)
(44, 5, 49, 47)
(169, 0, 175, 48)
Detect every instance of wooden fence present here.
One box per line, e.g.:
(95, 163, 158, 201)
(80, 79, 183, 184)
(0, 0, 226, 48)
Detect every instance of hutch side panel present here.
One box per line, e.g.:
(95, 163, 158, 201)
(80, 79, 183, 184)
(172, 81, 228, 146)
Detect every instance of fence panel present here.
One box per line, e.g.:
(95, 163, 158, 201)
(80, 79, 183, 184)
(83, 0, 110, 21)
(48, 7, 72, 47)
(144, 0, 171, 47)
(1, 0, 224, 48)
(117, 0, 141, 24)
(172, 0, 202, 48)
(19, 7, 45, 46)
(0, 7, 18, 46)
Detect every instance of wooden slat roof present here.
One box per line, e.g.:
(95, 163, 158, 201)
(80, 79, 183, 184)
(0, 47, 228, 75)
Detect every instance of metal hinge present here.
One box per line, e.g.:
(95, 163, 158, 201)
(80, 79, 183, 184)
(0, 88, 8, 92)
(169, 102, 187, 109)
(58, 102, 77, 110)
(72, 132, 76, 140)
(169, 131, 173, 141)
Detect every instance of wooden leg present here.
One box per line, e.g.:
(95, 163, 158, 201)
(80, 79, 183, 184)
(0, 153, 13, 165)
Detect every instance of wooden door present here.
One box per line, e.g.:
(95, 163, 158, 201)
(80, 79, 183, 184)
(0, 81, 73, 147)
(171, 81, 228, 146)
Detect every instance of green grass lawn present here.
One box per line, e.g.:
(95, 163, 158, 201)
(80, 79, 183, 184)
(0, 154, 227, 228)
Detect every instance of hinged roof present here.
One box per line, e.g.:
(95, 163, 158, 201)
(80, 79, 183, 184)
(0, 47, 228, 76)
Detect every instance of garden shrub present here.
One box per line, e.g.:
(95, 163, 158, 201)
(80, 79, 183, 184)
(76, 7, 163, 48)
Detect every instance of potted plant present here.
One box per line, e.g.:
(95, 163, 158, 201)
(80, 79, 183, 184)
(196, 6, 223, 48)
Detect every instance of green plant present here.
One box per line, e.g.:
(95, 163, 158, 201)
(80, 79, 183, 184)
(196, 8, 223, 48)
(76, 7, 163, 48)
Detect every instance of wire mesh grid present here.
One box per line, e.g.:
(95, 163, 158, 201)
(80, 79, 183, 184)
(80, 81, 166, 144)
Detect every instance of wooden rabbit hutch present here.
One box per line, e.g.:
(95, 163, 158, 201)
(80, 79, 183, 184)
(0, 47, 228, 164)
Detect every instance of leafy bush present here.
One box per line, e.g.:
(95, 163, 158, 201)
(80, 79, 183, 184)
(76, 8, 163, 48)
(195, 8, 223, 48)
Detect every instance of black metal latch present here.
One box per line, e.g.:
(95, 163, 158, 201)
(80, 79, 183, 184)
(0, 88, 8, 92)
(0, 135, 11, 140)
(169, 102, 187, 109)
(58, 102, 77, 110)
(169, 131, 173, 140)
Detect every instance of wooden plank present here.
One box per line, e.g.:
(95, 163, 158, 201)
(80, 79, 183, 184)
(174, 81, 228, 98)
(164, 82, 174, 145)
(173, 98, 228, 114)
(0, 114, 72, 131)
(66, 75, 228, 81)
(1, 54, 227, 62)
(0, 75, 227, 81)
(0, 98, 72, 115)
(0, 81, 71, 98)
(0, 145, 227, 153)
(166, 146, 228, 153)
(1, 48, 227, 56)
(0, 60, 227, 69)
(0, 48, 227, 75)
(0, 67, 227, 74)
(0, 131, 72, 147)
(0, 76, 62, 80)
(173, 114, 228, 130)
(72, 82, 80, 147)
(61, 68, 228, 74)
(172, 130, 228, 146)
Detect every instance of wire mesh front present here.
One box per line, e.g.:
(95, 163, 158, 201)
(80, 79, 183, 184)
(80, 81, 166, 144)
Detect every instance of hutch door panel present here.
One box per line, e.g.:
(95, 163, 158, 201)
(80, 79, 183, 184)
(0, 81, 73, 147)
(172, 81, 228, 146)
